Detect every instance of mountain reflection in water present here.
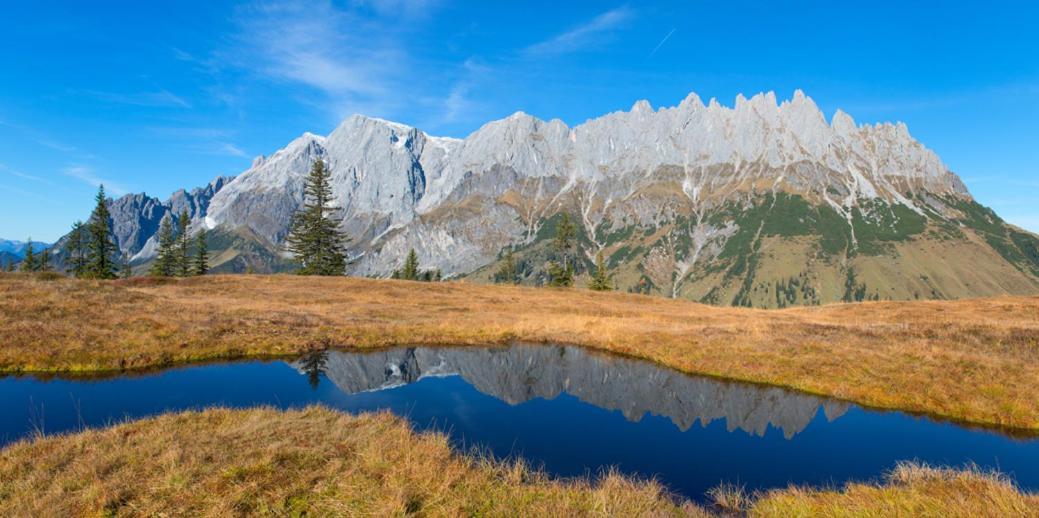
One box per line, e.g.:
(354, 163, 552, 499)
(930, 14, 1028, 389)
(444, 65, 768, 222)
(295, 345, 848, 439)
(3, 343, 1038, 502)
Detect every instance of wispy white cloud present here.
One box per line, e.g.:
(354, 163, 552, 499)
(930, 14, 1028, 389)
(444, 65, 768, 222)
(147, 126, 249, 158)
(62, 165, 129, 196)
(439, 59, 492, 124)
(79, 89, 192, 109)
(0, 183, 47, 201)
(0, 119, 78, 153)
(0, 163, 46, 183)
(216, 142, 249, 158)
(352, 0, 440, 19)
(232, 0, 411, 119)
(148, 126, 234, 140)
(523, 7, 634, 57)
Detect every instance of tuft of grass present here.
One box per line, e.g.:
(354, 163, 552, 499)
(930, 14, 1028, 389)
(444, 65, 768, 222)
(750, 462, 1039, 517)
(0, 406, 704, 517)
(707, 482, 750, 515)
(1, 274, 1038, 430)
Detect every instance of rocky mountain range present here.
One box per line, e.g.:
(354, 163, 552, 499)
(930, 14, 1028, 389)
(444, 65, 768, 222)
(0, 239, 51, 258)
(53, 90, 1039, 306)
(292, 345, 849, 439)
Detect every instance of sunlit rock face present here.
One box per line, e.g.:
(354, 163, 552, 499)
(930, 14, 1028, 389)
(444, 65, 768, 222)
(294, 345, 848, 439)
(203, 90, 967, 277)
(65, 90, 1039, 305)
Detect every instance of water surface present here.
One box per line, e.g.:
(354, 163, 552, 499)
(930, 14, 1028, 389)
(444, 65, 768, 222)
(2, 344, 1036, 501)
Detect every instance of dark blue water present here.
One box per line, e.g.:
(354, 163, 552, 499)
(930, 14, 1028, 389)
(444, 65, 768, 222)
(2, 344, 1036, 502)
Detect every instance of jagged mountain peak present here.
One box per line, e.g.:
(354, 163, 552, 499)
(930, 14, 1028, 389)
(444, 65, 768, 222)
(200, 89, 973, 269)
(831, 109, 857, 135)
(56, 89, 1039, 306)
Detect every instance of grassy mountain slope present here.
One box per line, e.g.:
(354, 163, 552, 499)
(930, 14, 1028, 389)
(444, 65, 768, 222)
(468, 193, 1039, 307)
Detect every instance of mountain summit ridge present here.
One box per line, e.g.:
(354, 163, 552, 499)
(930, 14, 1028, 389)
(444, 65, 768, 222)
(54, 90, 1039, 306)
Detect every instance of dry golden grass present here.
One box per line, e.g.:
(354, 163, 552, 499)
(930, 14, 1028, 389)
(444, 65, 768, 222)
(751, 462, 1039, 517)
(1, 273, 1038, 430)
(0, 406, 703, 517)
(1, 407, 1034, 517)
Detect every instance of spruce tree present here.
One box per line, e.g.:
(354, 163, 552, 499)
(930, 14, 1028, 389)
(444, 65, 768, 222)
(588, 251, 612, 291)
(176, 210, 191, 277)
(149, 216, 176, 277)
(121, 254, 132, 279)
(39, 247, 52, 272)
(548, 213, 575, 287)
(21, 240, 37, 272)
(285, 159, 348, 275)
(496, 249, 518, 284)
(86, 185, 118, 279)
(193, 228, 209, 276)
(400, 248, 419, 280)
(67, 221, 88, 277)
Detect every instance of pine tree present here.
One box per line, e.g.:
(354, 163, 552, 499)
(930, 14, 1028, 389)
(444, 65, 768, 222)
(39, 247, 53, 272)
(496, 249, 518, 284)
(176, 210, 191, 277)
(285, 159, 348, 275)
(86, 186, 118, 279)
(21, 240, 37, 272)
(149, 216, 176, 277)
(548, 213, 576, 287)
(67, 221, 88, 277)
(400, 248, 420, 280)
(587, 251, 612, 291)
(193, 228, 209, 276)
(4, 260, 14, 272)
(121, 254, 132, 279)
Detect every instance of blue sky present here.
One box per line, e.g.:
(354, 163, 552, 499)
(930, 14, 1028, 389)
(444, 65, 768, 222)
(1, 1, 1037, 241)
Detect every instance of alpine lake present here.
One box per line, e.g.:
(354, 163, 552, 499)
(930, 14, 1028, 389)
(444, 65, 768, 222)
(2, 344, 1036, 503)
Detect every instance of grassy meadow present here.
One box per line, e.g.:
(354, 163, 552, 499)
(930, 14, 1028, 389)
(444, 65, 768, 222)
(1, 273, 1037, 430)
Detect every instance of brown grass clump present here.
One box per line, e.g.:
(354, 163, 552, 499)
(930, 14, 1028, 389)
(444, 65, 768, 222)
(707, 482, 750, 514)
(1, 407, 1034, 517)
(0, 406, 704, 517)
(1, 274, 1038, 430)
(749, 462, 1039, 517)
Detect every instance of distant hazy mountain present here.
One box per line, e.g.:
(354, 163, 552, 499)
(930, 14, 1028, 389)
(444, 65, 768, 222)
(51, 90, 1039, 306)
(0, 251, 21, 268)
(0, 239, 51, 258)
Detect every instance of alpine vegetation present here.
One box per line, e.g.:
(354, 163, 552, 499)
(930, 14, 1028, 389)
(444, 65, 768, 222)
(548, 213, 576, 287)
(148, 209, 208, 278)
(193, 228, 209, 276)
(149, 216, 177, 277)
(85, 186, 118, 280)
(587, 251, 612, 291)
(285, 159, 348, 276)
(392, 248, 442, 281)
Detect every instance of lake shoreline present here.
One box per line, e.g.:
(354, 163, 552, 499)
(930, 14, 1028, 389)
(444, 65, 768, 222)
(1, 406, 1035, 516)
(2, 273, 1037, 431)
(5, 342, 1039, 440)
